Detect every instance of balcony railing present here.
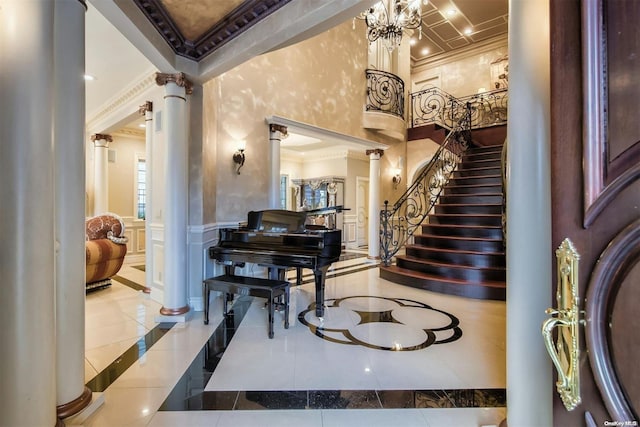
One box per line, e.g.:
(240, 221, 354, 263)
(365, 69, 405, 119)
(410, 87, 507, 129)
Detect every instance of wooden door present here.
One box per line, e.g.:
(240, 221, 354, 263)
(550, 0, 640, 424)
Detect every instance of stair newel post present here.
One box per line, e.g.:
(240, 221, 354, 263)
(381, 200, 390, 266)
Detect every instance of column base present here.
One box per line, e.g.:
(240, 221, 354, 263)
(159, 304, 190, 315)
(62, 392, 105, 426)
(156, 304, 191, 323)
(56, 386, 92, 419)
(366, 255, 381, 260)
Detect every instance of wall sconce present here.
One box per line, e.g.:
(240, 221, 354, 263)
(233, 140, 246, 175)
(392, 168, 402, 189)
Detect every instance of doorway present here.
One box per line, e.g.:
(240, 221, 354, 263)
(356, 176, 369, 248)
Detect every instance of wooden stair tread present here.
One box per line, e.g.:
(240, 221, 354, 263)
(450, 174, 502, 179)
(406, 244, 505, 256)
(416, 233, 503, 242)
(454, 166, 500, 172)
(424, 223, 502, 229)
(436, 203, 502, 207)
(381, 266, 506, 288)
(397, 255, 505, 271)
(444, 183, 501, 188)
(430, 213, 502, 218)
(441, 192, 503, 196)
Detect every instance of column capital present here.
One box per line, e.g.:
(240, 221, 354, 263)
(138, 101, 153, 115)
(366, 148, 384, 157)
(91, 134, 112, 147)
(269, 123, 288, 138)
(155, 72, 193, 95)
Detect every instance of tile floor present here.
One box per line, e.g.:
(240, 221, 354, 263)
(80, 253, 506, 426)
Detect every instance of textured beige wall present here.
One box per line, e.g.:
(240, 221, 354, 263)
(407, 138, 441, 184)
(203, 19, 398, 222)
(108, 133, 145, 218)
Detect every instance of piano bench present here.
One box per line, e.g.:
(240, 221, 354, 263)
(202, 274, 290, 339)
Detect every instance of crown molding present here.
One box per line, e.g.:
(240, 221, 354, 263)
(86, 68, 157, 131)
(281, 147, 370, 163)
(411, 34, 508, 73)
(112, 128, 146, 138)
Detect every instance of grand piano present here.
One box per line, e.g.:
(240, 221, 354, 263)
(208, 209, 343, 317)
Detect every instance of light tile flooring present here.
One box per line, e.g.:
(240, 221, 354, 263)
(81, 254, 506, 426)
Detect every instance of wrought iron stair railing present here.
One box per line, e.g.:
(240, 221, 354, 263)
(411, 86, 507, 129)
(380, 104, 472, 266)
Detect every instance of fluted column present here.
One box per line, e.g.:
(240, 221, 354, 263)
(269, 124, 288, 208)
(0, 1, 57, 425)
(156, 72, 192, 317)
(366, 149, 384, 259)
(91, 133, 112, 215)
(139, 101, 153, 294)
(54, 0, 91, 419)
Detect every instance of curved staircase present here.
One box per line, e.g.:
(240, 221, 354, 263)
(380, 144, 506, 300)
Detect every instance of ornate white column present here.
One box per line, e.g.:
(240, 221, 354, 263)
(54, 0, 92, 419)
(0, 1, 57, 425)
(366, 149, 384, 259)
(139, 101, 153, 294)
(506, 0, 552, 425)
(91, 133, 112, 215)
(269, 124, 288, 208)
(156, 72, 192, 318)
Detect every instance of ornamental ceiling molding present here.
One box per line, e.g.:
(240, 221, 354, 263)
(282, 148, 353, 163)
(86, 72, 157, 132)
(133, 0, 293, 61)
(412, 34, 508, 73)
(281, 149, 368, 163)
(112, 128, 146, 139)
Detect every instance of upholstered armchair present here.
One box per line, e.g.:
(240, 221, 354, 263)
(85, 213, 128, 291)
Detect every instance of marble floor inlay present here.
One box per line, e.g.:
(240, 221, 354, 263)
(298, 295, 462, 351)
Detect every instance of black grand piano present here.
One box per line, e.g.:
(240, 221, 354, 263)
(208, 208, 343, 317)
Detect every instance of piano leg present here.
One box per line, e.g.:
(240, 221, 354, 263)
(267, 297, 274, 339)
(203, 281, 210, 325)
(296, 267, 303, 286)
(314, 265, 330, 318)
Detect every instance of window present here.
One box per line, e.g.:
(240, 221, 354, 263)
(280, 175, 288, 210)
(136, 157, 146, 220)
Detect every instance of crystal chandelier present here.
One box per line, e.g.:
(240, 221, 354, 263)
(356, 0, 424, 52)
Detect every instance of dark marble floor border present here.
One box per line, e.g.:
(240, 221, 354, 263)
(295, 262, 380, 285)
(112, 274, 147, 292)
(86, 322, 175, 392)
(102, 262, 506, 412)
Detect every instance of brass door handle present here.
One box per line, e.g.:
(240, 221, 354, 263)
(542, 238, 581, 411)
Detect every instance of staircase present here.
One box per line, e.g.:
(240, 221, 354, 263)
(380, 144, 506, 300)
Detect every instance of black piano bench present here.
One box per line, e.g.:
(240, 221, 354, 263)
(202, 274, 290, 338)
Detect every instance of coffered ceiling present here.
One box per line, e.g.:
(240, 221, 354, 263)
(411, 0, 508, 61)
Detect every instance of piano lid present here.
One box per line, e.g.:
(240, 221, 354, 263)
(246, 210, 307, 233)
